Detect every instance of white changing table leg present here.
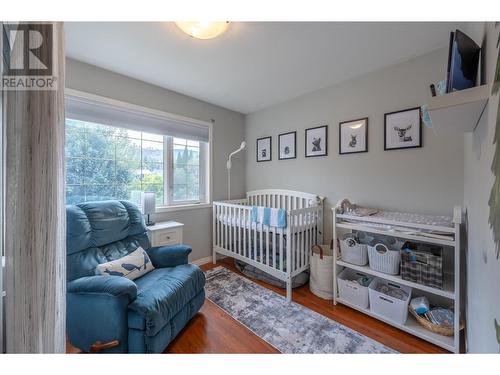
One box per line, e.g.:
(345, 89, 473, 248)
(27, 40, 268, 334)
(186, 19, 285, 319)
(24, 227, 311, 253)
(286, 279, 292, 302)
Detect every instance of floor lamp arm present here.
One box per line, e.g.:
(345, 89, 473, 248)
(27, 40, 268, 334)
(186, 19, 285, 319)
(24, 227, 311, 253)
(227, 157, 232, 200)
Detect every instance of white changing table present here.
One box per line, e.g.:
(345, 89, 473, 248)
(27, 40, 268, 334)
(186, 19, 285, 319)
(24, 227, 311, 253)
(332, 202, 463, 353)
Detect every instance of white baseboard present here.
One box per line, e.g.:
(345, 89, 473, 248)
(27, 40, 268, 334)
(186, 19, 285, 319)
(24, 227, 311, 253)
(191, 254, 227, 267)
(191, 256, 213, 267)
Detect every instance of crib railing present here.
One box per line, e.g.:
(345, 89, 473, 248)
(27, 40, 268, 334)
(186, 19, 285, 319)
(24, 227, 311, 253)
(213, 191, 324, 302)
(287, 206, 323, 277)
(247, 189, 317, 211)
(213, 202, 323, 273)
(213, 201, 289, 280)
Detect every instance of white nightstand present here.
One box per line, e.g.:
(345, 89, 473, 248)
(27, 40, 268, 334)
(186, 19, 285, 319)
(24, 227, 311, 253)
(147, 221, 184, 247)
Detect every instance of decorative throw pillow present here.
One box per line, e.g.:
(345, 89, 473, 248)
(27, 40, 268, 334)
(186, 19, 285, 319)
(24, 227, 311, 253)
(96, 247, 155, 281)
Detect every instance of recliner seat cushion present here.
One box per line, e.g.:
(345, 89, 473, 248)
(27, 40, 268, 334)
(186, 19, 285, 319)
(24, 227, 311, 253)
(128, 264, 205, 336)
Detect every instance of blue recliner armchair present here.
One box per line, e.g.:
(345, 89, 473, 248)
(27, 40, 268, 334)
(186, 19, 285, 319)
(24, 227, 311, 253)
(66, 200, 205, 353)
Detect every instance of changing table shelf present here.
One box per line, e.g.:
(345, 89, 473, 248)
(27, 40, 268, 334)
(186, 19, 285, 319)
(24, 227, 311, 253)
(336, 260, 455, 299)
(335, 222, 455, 247)
(337, 297, 455, 352)
(332, 202, 463, 353)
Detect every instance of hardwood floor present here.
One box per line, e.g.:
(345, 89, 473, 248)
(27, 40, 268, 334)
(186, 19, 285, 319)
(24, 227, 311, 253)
(165, 258, 448, 354)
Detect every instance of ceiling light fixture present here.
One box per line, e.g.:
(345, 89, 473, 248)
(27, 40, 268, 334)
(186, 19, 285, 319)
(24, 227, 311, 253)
(175, 22, 230, 40)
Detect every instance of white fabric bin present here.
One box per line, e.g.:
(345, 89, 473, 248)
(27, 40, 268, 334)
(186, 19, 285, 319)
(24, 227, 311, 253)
(337, 268, 371, 309)
(368, 278, 412, 325)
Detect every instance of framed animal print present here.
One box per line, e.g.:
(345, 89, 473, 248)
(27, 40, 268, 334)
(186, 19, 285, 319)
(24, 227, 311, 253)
(305, 125, 328, 157)
(278, 131, 296, 160)
(384, 107, 422, 150)
(256, 136, 272, 162)
(339, 118, 368, 155)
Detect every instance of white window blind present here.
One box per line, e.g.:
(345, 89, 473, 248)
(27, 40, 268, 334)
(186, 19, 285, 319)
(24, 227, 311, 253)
(65, 95, 210, 142)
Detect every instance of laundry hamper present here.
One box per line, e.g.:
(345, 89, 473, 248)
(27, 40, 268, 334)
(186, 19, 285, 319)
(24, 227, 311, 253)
(310, 242, 334, 300)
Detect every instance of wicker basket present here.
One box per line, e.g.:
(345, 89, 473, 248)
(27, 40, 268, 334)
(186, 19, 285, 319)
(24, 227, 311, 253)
(409, 306, 463, 336)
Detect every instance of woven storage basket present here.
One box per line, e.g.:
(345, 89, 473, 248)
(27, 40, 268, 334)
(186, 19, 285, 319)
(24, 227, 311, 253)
(368, 243, 401, 275)
(409, 306, 463, 336)
(339, 234, 369, 266)
(401, 242, 443, 289)
(310, 243, 334, 300)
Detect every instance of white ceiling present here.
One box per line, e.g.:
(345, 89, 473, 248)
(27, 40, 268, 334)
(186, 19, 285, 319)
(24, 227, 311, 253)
(65, 22, 464, 114)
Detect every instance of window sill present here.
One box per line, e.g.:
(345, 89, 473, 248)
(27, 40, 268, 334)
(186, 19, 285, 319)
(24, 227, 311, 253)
(155, 202, 212, 214)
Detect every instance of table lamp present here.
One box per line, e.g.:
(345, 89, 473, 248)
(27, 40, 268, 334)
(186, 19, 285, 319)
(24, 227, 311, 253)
(141, 192, 156, 226)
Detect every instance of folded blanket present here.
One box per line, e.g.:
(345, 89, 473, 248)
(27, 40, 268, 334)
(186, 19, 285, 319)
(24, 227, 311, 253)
(251, 206, 287, 228)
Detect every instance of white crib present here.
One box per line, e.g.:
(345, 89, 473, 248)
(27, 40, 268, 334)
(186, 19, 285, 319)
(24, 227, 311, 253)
(212, 189, 324, 301)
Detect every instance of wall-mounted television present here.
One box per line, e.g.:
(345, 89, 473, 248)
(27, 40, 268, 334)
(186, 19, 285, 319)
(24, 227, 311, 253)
(446, 29, 481, 93)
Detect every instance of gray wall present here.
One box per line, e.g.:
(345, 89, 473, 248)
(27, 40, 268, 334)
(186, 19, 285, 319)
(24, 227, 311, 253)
(65, 58, 246, 262)
(463, 22, 500, 353)
(245, 48, 465, 243)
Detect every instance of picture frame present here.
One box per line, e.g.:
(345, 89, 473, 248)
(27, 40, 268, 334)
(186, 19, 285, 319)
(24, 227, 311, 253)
(256, 136, 272, 162)
(339, 117, 368, 155)
(278, 131, 297, 160)
(384, 107, 422, 150)
(305, 125, 328, 157)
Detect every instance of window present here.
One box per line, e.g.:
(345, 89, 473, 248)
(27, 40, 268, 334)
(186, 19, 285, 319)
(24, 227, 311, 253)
(65, 118, 209, 207)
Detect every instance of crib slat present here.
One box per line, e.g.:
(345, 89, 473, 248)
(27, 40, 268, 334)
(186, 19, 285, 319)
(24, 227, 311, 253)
(230, 206, 233, 253)
(266, 226, 270, 266)
(300, 214, 304, 268)
(217, 205, 221, 248)
(294, 230, 305, 271)
(291, 223, 295, 273)
(236, 207, 240, 255)
(231, 206, 234, 254)
(229, 206, 233, 253)
(219, 205, 222, 247)
(279, 232, 284, 271)
(248, 209, 252, 258)
(234, 206, 237, 254)
(253, 220, 257, 262)
(305, 223, 309, 268)
(271, 229, 281, 269)
(259, 223, 263, 264)
(242, 208, 246, 257)
(224, 205, 228, 250)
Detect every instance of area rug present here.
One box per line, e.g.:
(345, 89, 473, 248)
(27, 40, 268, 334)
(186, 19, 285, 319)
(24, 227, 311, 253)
(205, 267, 396, 354)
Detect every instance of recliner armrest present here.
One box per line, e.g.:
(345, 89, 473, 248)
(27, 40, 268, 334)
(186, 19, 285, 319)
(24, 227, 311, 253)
(67, 275, 137, 303)
(146, 244, 192, 268)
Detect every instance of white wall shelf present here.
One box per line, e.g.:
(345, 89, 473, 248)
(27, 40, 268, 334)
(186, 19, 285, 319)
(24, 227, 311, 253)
(332, 202, 463, 353)
(427, 84, 490, 133)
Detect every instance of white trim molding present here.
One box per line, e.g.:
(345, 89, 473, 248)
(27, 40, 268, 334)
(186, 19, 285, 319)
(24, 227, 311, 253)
(191, 255, 226, 267)
(190, 256, 213, 267)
